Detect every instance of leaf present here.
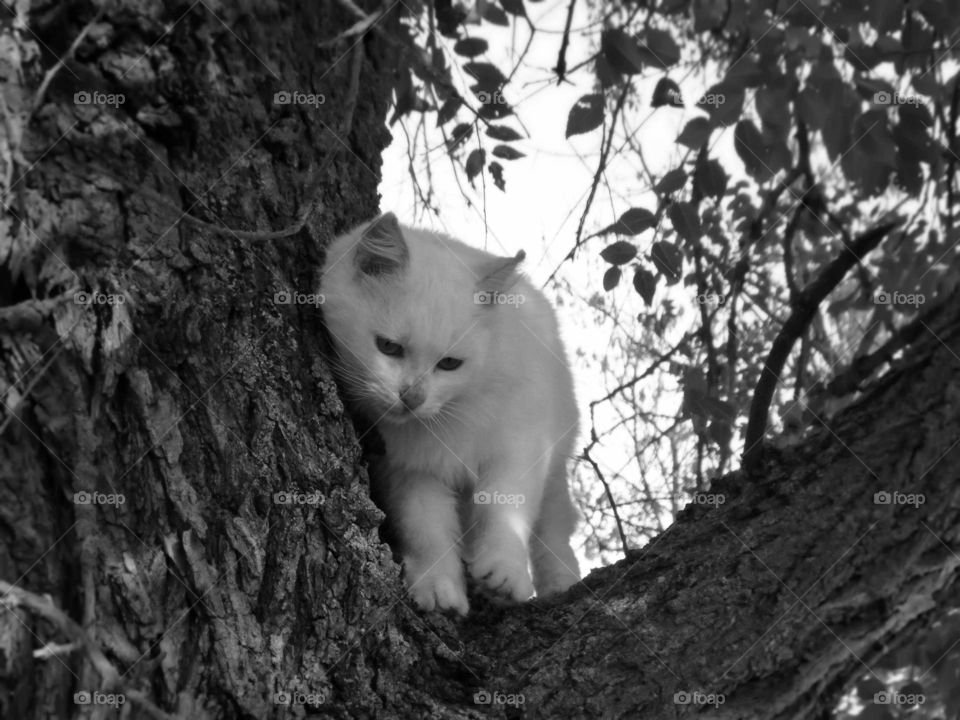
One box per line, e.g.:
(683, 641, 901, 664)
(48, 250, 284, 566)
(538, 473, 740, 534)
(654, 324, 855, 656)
(694, 158, 728, 199)
(463, 62, 507, 92)
(676, 117, 711, 149)
(437, 97, 462, 126)
(650, 240, 683, 283)
(755, 86, 791, 129)
(447, 123, 473, 151)
(668, 202, 702, 244)
(465, 149, 485, 182)
(595, 54, 621, 89)
(482, 3, 509, 25)
(566, 93, 604, 138)
(601, 28, 647, 75)
(734, 119, 772, 179)
(599, 240, 637, 265)
(477, 101, 513, 119)
(485, 125, 524, 141)
(603, 266, 621, 291)
(684, 387, 737, 424)
(697, 83, 744, 127)
(598, 207, 656, 236)
(453, 37, 488, 58)
(499, 0, 526, 16)
(492, 144, 525, 160)
(654, 168, 687, 195)
(632, 266, 657, 305)
(640, 28, 681, 68)
(489, 161, 506, 190)
(651, 77, 684, 108)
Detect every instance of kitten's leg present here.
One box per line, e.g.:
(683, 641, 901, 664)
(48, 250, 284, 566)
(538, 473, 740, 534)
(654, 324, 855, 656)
(530, 455, 581, 596)
(385, 472, 469, 615)
(465, 450, 547, 602)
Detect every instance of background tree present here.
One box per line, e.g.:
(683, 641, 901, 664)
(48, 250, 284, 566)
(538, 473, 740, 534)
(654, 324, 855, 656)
(0, 1, 958, 719)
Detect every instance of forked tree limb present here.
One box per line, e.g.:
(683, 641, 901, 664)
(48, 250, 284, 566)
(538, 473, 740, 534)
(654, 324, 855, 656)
(743, 219, 902, 474)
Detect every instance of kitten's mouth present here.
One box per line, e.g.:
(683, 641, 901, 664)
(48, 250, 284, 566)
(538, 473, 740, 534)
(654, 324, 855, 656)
(380, 403, 437, 424)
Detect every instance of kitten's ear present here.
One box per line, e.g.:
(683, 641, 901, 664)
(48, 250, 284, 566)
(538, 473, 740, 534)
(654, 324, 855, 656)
(477, 250, 526, 294)
(354, 212, 408, 276)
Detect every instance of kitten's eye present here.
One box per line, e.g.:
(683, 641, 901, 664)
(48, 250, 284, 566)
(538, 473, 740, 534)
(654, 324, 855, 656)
(376, 336, 404, 357)
(436, 357, 463, 371)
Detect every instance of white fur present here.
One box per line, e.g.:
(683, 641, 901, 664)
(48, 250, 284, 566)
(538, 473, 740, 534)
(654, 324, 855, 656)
(321, 214, 581, 614)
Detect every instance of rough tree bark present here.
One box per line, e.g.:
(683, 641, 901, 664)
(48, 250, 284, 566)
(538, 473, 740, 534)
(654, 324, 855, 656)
(1, 3, 958, 720)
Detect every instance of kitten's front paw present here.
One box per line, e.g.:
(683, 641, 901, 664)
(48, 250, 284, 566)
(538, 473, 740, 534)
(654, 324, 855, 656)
(404, 564, 469, 616)
(467, 548, 534, 602)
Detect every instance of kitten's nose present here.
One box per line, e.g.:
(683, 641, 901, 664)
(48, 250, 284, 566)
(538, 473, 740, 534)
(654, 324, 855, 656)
(399, 385, 425, 411)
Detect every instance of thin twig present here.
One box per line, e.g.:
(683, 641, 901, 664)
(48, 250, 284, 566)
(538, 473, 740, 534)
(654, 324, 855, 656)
(554, 0, 577, 84)
(582, 448, 629, 555)
(30, 5, 108, 120)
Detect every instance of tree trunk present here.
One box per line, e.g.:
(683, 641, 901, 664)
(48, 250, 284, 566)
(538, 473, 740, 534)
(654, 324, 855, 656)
(2, 3, 959, 720)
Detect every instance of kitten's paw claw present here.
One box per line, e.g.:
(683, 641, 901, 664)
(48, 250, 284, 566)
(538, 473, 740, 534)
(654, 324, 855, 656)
(468, 552, 534, 602)
(406, 569, 469, 615)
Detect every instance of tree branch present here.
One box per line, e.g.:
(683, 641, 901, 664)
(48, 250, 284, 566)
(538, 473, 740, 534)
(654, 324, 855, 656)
(743, 220, 902, 474)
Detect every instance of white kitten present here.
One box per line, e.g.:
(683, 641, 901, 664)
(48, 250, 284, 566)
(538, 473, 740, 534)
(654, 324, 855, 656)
(321, 213, 581, 615)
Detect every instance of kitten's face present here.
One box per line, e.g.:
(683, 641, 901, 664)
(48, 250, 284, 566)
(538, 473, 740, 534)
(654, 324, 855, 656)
(322, 214, 520, 427)
(338, 303, 486, 424)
